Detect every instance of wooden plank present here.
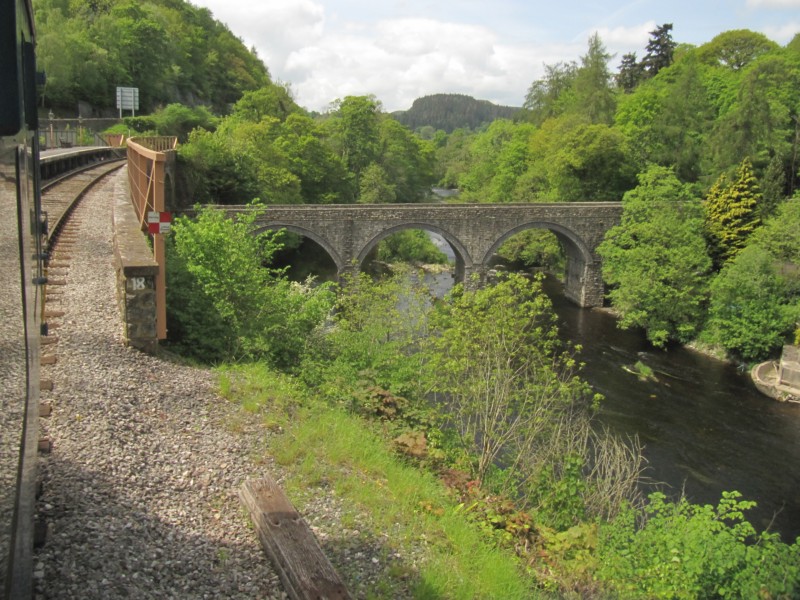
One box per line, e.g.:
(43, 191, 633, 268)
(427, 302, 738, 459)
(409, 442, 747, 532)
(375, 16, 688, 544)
(239, 477, 352, 600)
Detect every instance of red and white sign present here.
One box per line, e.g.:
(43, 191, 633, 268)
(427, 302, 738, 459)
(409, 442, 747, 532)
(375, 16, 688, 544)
(147, 211, 172, 235)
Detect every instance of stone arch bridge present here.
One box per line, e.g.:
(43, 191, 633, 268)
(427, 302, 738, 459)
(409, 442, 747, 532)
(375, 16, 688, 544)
(219, 202, 623, 307)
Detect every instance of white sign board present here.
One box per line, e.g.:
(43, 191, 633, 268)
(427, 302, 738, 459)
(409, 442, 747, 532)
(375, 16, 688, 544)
(116, 87, 139, 117)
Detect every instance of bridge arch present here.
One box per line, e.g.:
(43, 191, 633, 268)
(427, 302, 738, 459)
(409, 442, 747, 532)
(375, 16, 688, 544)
(356, 223, 473, 271)
(253, 223, 345, 270)
(483, 220, 599, 306)
(483, 220, 593, 266)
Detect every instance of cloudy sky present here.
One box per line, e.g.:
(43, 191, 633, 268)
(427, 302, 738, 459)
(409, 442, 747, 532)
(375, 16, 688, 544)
(189, 0, 800, 113)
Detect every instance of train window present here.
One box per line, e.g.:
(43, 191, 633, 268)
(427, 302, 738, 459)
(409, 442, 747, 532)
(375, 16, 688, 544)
(0, 0, 22, 136)
(23, 41, 38, 131)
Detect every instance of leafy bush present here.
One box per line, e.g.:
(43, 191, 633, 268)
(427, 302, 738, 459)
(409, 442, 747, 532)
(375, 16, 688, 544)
(704, 245, 800, 360)
(166, 205, 334, 366)
(495, 229, 565, 273)
(597, 491, 800, 599)
(376, 229, 449, 265)
(300, 270, 432, 406)
(177, 129, 262, 205)
(424, 275, 595, 490)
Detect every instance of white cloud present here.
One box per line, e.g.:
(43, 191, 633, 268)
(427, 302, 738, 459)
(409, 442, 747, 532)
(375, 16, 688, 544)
(594, 22, 656, 49)
(189, 0, 799, 114)
(193, 0, 326, 69)
(761, 21, 800, 42)
(284, 17, 553, 111)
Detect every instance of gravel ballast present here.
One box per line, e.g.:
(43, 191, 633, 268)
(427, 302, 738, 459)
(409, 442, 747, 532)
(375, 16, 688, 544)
(34, 170, 287, 599)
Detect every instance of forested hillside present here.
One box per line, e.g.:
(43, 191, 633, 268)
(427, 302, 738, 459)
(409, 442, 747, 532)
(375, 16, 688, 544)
(33, 0, 270, 115)
(392, 93, 520, 133)
(436, 25, 800, 361)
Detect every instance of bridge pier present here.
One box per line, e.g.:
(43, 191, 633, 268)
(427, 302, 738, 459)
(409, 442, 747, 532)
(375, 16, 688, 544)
(563, 259, 605, 307)
(461, 264, 487, 291)
(335, 263, 359, 286)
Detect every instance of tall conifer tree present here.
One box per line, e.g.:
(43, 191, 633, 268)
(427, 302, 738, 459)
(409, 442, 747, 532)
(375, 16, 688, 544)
(704, 157, 762, 267)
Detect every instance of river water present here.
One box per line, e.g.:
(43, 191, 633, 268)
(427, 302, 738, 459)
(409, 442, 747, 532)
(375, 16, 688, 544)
(421, 264, 800, 541)
(545, 277, 800, 541)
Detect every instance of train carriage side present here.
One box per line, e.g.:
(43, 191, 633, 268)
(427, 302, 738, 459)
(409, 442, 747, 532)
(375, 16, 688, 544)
(1, 0, 46, 597)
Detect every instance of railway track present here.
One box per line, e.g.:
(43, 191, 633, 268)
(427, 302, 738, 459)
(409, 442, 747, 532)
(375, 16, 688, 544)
(41, 158, 126, 252)
(40, 160, 126, 379)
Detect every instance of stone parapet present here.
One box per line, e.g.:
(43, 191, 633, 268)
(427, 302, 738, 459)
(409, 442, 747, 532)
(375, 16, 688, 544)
(111, 174, 158, 353)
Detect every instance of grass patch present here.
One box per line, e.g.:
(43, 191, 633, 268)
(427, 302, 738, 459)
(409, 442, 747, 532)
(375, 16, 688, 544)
(217, 363, 536, 599)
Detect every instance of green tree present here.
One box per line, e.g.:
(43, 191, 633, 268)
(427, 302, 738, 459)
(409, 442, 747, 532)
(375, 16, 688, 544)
(697, 29, 779, 70)
(435, 127, 474, 188)
(275, 113, 352, 204)
(376, 230, 448, 265)
(142, 103, 217, 142)
(615, 53, 716, 183)
(641, 23, 677, 77)
(167, 206, 334, 365)
(423, 274, 592, 486)
(749, 196, 800, 264)
(523, 61, 577, 126)
(377, 117, 436, 202)
(459, 119, 529, 201)
(177, 128, 261, 206)
(616, 52, 645, 93)
(705, 197, 800, 359)
(704, 245, 799, 360)
(708, 50, 800, 177)
(760, 151, 788, 219)
(598, 166, 711, 346)
(358, 163, 396, 204)
(221, 116, 303, 204)
(330, 95, 382, 196)
(35, 0, 270, 113)
(545, 122, 636, 201)
(495, 229, 564, 273)
(93, 2, 171, 109)
(704, 157, 762, 267)
(229, 84, 301, 123)
(572, 33, 617, 125)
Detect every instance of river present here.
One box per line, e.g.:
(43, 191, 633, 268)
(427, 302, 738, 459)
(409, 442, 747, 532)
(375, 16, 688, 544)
(420, 263, 800, 541)
(284, 228, 800, 541)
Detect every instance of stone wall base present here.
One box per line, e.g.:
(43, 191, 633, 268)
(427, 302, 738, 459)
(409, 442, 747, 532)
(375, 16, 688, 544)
(111, 172, 159, 354)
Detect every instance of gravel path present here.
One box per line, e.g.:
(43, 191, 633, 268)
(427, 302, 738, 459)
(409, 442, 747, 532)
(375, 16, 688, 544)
(34, 171, 287, 599)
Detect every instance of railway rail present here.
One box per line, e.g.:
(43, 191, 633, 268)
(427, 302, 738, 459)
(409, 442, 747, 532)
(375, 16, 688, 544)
(41, 158, 125, 253)
(39, 161, 126, 367)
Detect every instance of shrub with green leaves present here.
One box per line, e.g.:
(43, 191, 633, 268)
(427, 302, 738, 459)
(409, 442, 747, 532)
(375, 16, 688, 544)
(375, 229, 449, 265)
(166, 205, 334, 366)
(300, 270, 432, 407)
(597, 491, 800, 598)
(423, 274, 595, 495)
